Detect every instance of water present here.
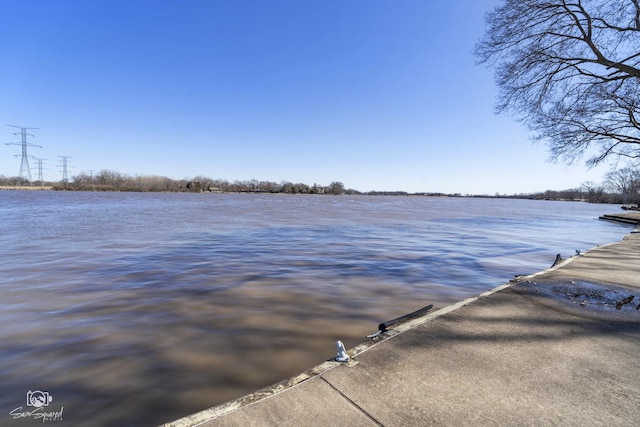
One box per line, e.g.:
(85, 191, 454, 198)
(0, 191, 631, 426)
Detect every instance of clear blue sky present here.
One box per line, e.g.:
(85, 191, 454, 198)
(0, 0, 612, 194)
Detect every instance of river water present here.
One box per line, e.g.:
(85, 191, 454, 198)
(0, 191, 631, 426)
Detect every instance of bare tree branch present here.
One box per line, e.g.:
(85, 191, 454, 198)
(476, 0, 640, 166)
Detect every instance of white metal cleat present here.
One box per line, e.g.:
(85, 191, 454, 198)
(334, 340, 350, 362)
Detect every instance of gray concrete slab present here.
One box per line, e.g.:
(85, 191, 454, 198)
(165, 231, 640, 427)
(202, 376, 379, 427)
(599, 212, 640, 225)
(532, 231, 640, 287)
(323, 286, 640, 426)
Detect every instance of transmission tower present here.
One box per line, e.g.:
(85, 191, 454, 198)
(33, 157, 48, 184)
(5, 125, 42, 182)
(57, 156, 72, 182)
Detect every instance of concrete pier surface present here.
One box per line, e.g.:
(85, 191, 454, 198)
(165, 228, 640, 427)
(599, 211, 640, 226)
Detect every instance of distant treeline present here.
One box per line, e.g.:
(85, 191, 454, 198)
(0, 170, 357, 195)
(1, 167, 638, 205)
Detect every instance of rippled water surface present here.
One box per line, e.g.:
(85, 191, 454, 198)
(0, 191, 631, 426)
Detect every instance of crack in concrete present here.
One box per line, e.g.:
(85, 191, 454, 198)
(319, 376, 384, 426)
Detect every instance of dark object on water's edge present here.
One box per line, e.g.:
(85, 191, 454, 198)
(616, 295, 635, 310)
(621, 205, 639, 211)
(551, 253, 564, 267)
(378, 304, 435, 332)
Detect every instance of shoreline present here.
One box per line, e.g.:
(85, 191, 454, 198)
(0, 185, 54, 191)
(0, 185, 634, 204)
(164, 224, 640, 426)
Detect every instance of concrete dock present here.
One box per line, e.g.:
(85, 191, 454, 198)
(599, 211, 640, 225)
(165, 227, 640, 427)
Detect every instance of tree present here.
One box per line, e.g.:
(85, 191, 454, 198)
(327, 181, 346, 195)
(475, 0, 640, 167)
(604, 166, 640, 203)
(95, 169, 126, 190)
(579, 180, 606, 201)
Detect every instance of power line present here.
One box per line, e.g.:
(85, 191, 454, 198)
(5, 125, 42, 182)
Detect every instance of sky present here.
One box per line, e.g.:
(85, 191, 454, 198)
(0, 0, 614, 194)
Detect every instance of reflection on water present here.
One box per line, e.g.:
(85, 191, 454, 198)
(0, 192, 630, 426)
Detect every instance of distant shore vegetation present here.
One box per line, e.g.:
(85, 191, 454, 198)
(0, 170, 358, 195)
(0, 168, 638, 205)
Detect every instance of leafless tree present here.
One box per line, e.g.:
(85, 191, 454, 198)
(605, 166, 640, 202)
(475, 0, 640, 166)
